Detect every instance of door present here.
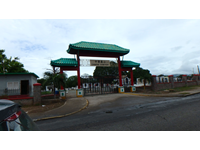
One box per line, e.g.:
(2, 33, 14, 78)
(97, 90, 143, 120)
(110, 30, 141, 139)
(21, 80, 29, 95)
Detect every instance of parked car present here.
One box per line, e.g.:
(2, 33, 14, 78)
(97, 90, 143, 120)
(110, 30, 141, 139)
(0, 99, 39, 131)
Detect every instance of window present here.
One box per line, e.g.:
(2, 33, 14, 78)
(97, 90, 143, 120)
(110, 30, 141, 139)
(7, 82, 19, 89)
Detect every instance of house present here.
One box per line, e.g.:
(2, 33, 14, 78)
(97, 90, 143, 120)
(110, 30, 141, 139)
(0, 72, 39, 97)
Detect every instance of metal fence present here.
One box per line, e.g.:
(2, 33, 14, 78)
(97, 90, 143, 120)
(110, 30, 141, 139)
(0, 89, 21, 96)
(82, 76, 116, 96)
(83, 86, 118, 96)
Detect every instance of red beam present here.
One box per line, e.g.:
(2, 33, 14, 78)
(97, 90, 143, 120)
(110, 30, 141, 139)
(79, 51, 122, 58)
(118, 56, 122, 86)
(77, 53, 81, 89)
(61, 66, 78, 71)
(121, 68, 132, 71)
(130, 69, 134, 86)
(60, 67, 64, 90)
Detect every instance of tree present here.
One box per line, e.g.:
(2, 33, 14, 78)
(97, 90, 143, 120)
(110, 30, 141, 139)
(66, 75, 78, 88)
(0, 49, 7, 73)
(139, 69, 152, 90)
(42, 66, 67, 98)
(6, 56, 28, 73)
(127, 67, 152, 89)
(37, 78, 46, 90)
(81, 73, 90, 78)
(0, 49, 28, 73)
(43, 69, 67, 89)
(93, 61, 118, 77)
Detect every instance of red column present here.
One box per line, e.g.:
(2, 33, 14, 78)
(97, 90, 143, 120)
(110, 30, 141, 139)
(60, 67, 64, 90)
(77, 53, 81, 89)
(130, 69, 134, 86)
(118, 56, 122, 86)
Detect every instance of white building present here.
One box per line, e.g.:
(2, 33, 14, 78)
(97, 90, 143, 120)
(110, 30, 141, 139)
(0, 73, 39, 96)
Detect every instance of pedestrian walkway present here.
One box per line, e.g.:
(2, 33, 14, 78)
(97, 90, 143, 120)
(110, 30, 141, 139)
(30, 97, 88, 121)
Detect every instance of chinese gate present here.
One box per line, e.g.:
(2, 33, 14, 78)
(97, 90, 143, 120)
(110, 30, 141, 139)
(50, 41, 140, 97)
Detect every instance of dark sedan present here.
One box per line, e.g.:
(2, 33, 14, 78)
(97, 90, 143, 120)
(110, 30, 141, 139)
(0, 99, 39, 131)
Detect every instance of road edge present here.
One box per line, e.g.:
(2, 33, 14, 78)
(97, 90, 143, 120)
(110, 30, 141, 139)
(122, 91, 200, 97)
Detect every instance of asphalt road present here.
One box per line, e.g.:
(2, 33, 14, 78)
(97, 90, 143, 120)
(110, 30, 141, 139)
(36, 93, 200, 131)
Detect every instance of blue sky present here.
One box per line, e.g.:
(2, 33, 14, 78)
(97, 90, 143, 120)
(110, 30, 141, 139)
(1, 1, 200, 78)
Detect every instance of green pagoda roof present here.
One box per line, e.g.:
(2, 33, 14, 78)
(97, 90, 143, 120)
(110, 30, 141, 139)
(0, 72, 39, 78)
(50, 58, 78, 67)
(67, 41, 130, 56)
(121, 60, 140, 68)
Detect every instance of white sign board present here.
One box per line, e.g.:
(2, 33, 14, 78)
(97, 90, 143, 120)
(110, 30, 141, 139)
(90, 60, 110, 67)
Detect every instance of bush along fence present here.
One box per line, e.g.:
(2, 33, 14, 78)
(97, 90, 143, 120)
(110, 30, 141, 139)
(151, 74, 200, 91)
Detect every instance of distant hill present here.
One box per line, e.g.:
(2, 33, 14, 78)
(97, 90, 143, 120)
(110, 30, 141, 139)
(172, 74, 181, 77)
(172, 74, 193, 77)
(156, 74, 193, 77)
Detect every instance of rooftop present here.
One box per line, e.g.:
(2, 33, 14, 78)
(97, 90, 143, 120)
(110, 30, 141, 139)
(67, 41, 130, 57)
(50, 58, 78, 67)
(0, 72, 39, 78)
(121, 60, 140, 68)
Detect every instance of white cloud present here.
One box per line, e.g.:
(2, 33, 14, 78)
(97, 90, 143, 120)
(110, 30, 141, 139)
(1, 19, 200, 78)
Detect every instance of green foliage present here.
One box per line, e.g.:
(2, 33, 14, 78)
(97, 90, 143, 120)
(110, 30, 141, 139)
(93, 61, 118, 77)
(127, 67, 152, 89)
(43, 70, 67, 89)
(37, 78, 46, 90)
(158, 74, 164, 77)
(139, 69, 152, 82)
(66, 75, 78, 88)
(177, 74, 183, 78)
(41, 91, 52, 95)
(0, 49, 28, 73)
(127, 67, 152, 82)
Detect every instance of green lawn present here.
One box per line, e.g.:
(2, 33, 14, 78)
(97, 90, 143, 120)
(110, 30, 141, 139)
(41, 91, 52, 95)
(169, 85, 200, 92)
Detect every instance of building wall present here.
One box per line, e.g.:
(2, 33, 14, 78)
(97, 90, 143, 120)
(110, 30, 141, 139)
(0, 74, 37, 96)
(151, 74, 200, 91)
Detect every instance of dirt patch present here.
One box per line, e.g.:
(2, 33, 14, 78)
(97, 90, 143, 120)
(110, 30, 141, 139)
(21, 99, 66, 114)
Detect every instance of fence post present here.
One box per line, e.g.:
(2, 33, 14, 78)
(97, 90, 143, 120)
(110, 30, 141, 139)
(168, 75, 174, 88)
(33, 83, 41, 105)
(151, 75, 157, 91)
(182, 75, 187, 86)
(192, 74, 199, 85)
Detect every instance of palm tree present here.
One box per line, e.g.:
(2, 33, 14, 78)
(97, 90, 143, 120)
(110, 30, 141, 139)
(139, 69, 152, 90)
(6, 56, 28, 73)
(43, 67, 67, 98)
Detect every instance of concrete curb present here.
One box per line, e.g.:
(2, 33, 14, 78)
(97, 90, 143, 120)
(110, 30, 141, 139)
(121, 93, 182, 97)
(122, 91, 200, 97)
(183, 91, 200, 97)
(33, 98, 89, 122)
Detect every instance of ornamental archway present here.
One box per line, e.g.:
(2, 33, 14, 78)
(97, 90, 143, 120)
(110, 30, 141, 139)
(51, 41, 140, 97)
